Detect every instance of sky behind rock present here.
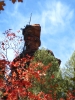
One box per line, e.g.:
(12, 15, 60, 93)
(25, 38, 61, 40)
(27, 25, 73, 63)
(0, 0, 75, 68)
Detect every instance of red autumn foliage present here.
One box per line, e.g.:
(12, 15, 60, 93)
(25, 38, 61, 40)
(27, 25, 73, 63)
(0, 31, 75, 100)
(0, 59, 74, 100)
(0, 0, 23, 11)
(11, 0, 23, 4)
(0, 53, 57, 100)
(0, 1, 6, 11)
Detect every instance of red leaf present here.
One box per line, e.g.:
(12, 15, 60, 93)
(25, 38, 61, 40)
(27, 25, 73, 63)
(18, 0, 23, 2)
(7, 90, 18, 100)
(11, 0, 16, 4)
(0, 79, 4, 88)
(28, 92, 36, 99)
(11, 0, 23, 3)
(0, 1, 6, 11)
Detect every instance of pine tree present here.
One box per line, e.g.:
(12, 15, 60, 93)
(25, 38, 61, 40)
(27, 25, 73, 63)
(28, 48, 67, 100)
(64, 51, 75, 97)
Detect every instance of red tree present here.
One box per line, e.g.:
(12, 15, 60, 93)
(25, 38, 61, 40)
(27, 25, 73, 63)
(0, 31, 75, 100)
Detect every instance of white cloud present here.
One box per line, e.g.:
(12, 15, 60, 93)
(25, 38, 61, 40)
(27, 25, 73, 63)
(36, 1, 75, 68)
(39, 1, 74, 35)
(0, 0, 75, 68)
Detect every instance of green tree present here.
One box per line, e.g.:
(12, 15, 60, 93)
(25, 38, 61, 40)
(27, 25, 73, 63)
(64, 51, 75, 97)
(28, 48, 68, 100)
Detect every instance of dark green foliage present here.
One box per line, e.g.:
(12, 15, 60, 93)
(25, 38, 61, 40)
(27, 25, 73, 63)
(29, 48, 68, 99)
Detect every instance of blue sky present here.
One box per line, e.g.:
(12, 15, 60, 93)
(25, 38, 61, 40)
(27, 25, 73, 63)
(0, 0, 75, 68)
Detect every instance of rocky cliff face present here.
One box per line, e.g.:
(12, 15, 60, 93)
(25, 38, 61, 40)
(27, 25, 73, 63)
(22, 24, 41, 55)
(13, 24, 61, 65)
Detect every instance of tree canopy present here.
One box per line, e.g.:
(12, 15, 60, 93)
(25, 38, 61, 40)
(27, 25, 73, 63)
(0, 31, 75, 99)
